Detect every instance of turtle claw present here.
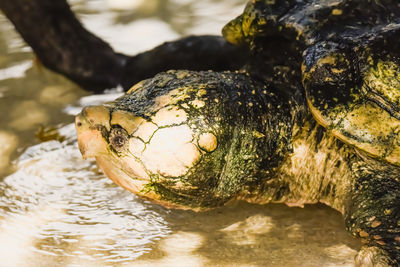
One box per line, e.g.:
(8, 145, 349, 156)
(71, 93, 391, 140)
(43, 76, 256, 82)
(355, 246, 393, 267)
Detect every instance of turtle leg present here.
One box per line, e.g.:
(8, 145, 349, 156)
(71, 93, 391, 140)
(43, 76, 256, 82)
(345, 159, 400, 266)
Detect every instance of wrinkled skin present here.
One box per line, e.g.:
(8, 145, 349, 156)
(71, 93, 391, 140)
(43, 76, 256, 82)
(76, 0, 400, 266)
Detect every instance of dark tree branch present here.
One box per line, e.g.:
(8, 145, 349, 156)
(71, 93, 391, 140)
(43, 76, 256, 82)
(121, 35, 248, 90)
(0, 0, 247, 92)
(1, 0, 127, 92)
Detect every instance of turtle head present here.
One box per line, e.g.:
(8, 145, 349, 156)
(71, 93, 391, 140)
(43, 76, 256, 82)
(76, 70, 279, 210)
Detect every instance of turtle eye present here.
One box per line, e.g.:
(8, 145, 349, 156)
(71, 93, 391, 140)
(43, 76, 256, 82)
(109, 127, 128, 153)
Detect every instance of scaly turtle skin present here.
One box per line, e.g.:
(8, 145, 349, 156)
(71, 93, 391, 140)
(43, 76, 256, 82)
(76, 1, 400, 265)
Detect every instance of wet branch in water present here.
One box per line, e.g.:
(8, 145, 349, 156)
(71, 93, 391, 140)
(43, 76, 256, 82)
(0, 0, 248, 92)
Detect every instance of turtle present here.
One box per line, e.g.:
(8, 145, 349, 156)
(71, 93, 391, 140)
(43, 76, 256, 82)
(75, 0, 400, 265)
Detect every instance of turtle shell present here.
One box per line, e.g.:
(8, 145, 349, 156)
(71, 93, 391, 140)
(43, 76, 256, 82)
(222, 0, 400, 48)
(223, 0, 400, 165)
(222, 0, 297, 46)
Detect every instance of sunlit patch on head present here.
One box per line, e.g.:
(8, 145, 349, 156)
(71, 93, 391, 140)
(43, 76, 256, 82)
(152, 106, 187, 126)
(141, 125, 200, 177)
(153, 88, 188, 111)
(128, 137, 145, 156)
(189, 99, 205, 109)
(132, 121, 158, 143)
(198, 132, 217, 152)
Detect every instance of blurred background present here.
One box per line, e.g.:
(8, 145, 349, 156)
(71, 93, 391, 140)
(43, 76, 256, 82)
(0, 0, 360, 266)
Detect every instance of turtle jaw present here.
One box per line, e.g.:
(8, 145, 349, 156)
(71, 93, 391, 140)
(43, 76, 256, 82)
(95, 154, 206, 210)
(94, 154, 158, 201)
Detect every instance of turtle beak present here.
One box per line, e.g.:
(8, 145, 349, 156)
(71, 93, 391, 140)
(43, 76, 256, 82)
(75, 106, 110, 159)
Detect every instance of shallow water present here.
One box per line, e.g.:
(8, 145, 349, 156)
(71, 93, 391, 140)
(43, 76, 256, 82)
(0, 0, 361, 266)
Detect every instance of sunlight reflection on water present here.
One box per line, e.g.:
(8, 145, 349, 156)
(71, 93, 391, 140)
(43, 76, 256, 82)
(0, 61, 32, 80)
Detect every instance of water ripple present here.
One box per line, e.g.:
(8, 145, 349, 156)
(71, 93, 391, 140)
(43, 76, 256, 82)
(0, 125, 170, 263)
